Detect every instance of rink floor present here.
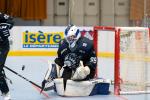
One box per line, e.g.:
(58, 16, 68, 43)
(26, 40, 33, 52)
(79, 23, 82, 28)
(0, 56, 150, 100)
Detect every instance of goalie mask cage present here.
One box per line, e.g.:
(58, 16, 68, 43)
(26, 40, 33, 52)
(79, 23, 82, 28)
(93, 26, 150, 95)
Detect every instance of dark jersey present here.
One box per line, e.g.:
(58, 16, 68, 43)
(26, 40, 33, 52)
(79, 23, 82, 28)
(55, 36, 97, 79)
(0, 12, 14, 46)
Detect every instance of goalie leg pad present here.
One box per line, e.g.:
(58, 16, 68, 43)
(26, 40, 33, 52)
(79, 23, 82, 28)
(89, 82, 110, 95)
(54, 78, 95, 96)
(54, 78, 110, 96)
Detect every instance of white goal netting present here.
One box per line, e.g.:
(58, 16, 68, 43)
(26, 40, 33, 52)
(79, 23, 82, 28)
(118, 27, 150, 94)
(94, 26, 150, 95)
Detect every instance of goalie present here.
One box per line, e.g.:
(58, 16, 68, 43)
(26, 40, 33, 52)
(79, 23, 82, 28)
(56, 24, 97, 81)
(42, 25, 98, 96)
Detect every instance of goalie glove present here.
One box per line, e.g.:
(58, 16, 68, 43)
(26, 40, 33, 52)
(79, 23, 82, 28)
(72, 61, 90, 81)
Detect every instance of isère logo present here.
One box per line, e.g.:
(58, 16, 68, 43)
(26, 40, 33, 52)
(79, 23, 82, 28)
(23, 30, 64, 48)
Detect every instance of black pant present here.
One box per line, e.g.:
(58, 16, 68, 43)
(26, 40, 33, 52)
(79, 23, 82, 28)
(0, 42, 10, 94)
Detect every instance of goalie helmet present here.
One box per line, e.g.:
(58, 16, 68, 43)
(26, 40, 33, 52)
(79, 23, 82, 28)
(64, 24, 81, 48)
(64, 53, 80, 70)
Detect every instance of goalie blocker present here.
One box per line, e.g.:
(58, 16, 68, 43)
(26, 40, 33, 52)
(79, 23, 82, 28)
(42, 62, 110, 96)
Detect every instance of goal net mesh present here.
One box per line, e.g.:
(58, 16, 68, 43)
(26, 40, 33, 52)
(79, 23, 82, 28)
(118, 27, 150, 94)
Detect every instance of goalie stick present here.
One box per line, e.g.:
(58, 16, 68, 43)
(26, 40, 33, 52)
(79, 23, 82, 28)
(4, 66, 50, 98)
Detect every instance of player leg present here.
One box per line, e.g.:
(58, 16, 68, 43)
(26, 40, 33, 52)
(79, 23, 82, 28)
(0, 47, 10, 99)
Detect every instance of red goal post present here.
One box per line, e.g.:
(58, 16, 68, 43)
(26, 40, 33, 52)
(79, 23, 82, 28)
(93, 26, 150, 95)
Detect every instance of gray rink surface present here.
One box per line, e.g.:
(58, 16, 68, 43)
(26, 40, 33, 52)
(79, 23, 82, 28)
(0, 56, 150, 100)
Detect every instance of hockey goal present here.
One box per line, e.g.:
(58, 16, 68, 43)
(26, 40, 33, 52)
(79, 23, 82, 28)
(93, 26, 150, 95)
